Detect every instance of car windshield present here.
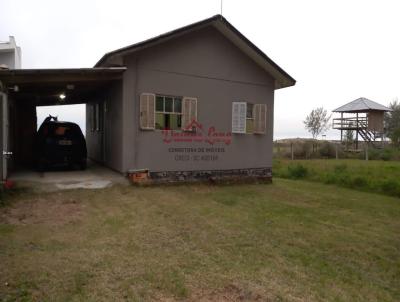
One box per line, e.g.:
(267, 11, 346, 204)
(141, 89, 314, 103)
(40, 124, 83, 140)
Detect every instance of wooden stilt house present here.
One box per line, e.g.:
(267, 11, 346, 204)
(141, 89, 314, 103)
(332, 97, 392, 149)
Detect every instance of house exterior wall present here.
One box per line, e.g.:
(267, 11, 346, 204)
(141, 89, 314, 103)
(120, 27, 275, 176)
(86, 82, 124, 172)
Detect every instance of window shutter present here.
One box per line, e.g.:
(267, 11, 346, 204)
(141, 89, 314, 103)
(140, 93, 155, 130)
(254, 104, 267, 134)
(182, 97, 197, 130)
(232, 102, 246, 133)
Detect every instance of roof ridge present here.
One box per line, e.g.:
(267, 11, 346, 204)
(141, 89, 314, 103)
(93, 14, 295, 89)
(360, 97, 370, 109)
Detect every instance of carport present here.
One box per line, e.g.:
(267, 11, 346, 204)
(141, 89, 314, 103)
(0, 67, 126, 181)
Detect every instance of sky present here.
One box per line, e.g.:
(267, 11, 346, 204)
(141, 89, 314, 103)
(1, 0, 399, 139)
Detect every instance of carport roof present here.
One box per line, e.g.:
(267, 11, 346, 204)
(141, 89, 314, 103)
(0, 67, 126, 84)
(0, 67, 126, 106)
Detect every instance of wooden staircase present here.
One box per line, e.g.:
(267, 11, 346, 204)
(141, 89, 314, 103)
(333, 117, 384, 149)
(357, 120, 384, 148)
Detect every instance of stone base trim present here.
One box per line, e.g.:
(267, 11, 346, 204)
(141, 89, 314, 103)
(147, 167, 272, 184)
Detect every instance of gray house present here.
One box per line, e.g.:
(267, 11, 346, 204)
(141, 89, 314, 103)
(0, 15, 295, 182)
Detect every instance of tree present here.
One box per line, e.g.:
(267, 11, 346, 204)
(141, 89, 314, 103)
(384, 98, 400, 146)
(303, 107, 331, 139)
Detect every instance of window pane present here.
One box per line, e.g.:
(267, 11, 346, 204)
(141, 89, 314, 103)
(156, 113, 165, 130)
(165, 97, 173, 112)
(247, 103, 254, 118)
(246, 119, 254, 134)
(174, 98, 182, 113)
(169, 114, 182, 130)
(156, 96, 164, 112)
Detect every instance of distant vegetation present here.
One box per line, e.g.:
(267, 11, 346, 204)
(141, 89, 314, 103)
(385, 99, 400, 146)
(274, 159, 400, 198)
(274, 139, 400, 161)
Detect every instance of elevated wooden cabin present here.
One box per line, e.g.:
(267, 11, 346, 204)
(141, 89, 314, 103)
(332, 97, 392, 149)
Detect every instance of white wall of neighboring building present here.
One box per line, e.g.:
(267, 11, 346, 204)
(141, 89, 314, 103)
(0, 36, 21, 69)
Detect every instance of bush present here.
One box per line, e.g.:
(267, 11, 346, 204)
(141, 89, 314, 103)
(318, 142, 336, 158)
(350, 176, 368, 188)
(334, 163, 347, 173)
(367, 148, 382, 160)
(380, 149, 392, 161)
(287, 164, 308, 179)
(380, 179, 400, 197)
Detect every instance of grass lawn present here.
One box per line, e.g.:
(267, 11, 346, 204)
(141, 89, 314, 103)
(1, 180, 399, 301)
(274, 159, 400, 198)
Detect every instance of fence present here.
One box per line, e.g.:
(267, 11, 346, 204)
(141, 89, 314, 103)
(273, 140, 396, 161)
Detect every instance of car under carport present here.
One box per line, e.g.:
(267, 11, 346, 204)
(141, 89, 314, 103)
(0, 67, 126, 182)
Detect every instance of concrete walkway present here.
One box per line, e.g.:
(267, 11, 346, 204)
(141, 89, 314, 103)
(9, 161, 129, 191)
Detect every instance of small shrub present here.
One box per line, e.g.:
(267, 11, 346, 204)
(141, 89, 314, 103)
(367, 148, 382, 160)
(334, 164, 347, 173)
(380, 149, 392, 161)
(350, 176, 368, 188)
(323, 173, 337, 185)
(287, 164, 308, 179)
(380, 179, 400, 197)
(319, 142, 336, 158)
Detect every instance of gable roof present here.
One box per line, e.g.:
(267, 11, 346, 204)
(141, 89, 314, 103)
(95, 15, 295, 89)
(333, 97, 392, 113)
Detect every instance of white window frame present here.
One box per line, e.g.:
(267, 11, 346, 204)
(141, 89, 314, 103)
(155, 95, 183, 131)
(246, 102, 255, 134)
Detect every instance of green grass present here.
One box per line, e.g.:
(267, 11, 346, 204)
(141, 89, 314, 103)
(0, 181, 399, 301)
(274, 159, 400, 198)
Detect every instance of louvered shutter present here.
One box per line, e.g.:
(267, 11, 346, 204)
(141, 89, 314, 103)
(182, 97, 197, 130)
(140, 93, 155, 130)
(254, 104, 267, 134)
(232, 102, 246, 133)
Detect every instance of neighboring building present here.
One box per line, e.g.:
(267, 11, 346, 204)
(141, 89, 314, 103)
(0, 36, 21, 69)
(332, 97, 392, 149)
(0, 15, 295, 182)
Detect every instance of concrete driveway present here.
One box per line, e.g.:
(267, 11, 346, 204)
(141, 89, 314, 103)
(9, 161, 129, 191)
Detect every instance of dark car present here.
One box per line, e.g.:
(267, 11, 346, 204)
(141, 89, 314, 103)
(34, 116, 87, 171)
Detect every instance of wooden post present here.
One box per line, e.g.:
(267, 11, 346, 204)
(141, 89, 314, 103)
(340, 112, 343, 142)
(336, 144, 339, 160)
(365, 143, 369, 161)
(356, 113, 359, 150)
(291, 142, 294, 160)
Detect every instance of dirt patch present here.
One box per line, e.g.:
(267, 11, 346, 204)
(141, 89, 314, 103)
(0, 196, 84, 226)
